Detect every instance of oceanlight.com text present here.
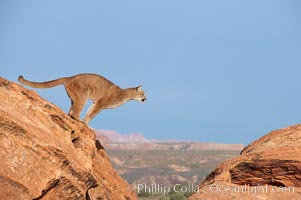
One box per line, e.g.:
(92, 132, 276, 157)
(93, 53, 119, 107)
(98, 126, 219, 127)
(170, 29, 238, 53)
(207, 183, 294, 195)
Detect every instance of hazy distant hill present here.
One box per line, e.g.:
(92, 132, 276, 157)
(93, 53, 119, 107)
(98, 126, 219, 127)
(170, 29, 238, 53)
(96, 129, 149, 143)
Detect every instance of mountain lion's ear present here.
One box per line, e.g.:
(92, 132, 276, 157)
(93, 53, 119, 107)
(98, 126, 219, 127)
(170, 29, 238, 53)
(136, 85, 143, 91)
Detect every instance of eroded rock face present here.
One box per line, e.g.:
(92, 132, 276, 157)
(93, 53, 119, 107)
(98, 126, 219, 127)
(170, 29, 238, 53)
(189, 125, 301, 200)
(0, 78, 137, 200)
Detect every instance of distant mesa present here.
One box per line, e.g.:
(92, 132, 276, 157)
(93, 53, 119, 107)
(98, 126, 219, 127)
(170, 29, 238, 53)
(96, 129, 244, 151)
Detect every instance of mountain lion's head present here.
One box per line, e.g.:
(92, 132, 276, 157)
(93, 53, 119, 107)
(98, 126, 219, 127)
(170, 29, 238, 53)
(134, 86, 147, 103)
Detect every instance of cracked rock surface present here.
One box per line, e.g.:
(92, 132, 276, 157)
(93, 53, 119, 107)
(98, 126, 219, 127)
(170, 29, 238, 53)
(0, 77, 137, 200)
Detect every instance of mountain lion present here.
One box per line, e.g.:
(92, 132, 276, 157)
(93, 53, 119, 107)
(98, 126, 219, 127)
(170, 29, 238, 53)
(18, 73, 147, 125)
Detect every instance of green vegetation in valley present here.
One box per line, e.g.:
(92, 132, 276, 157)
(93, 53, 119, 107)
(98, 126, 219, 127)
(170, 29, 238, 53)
(107, 149, 240, 200)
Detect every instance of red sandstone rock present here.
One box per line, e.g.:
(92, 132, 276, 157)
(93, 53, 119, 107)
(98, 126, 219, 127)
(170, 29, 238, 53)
(0, 77, 137, 200)
(189, 125, 301, 200)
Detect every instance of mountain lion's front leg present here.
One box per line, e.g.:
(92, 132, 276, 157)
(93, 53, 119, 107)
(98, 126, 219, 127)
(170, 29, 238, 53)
(83, 99, 105, 125)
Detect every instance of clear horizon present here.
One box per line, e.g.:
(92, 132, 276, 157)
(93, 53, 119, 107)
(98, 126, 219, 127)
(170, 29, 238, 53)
(1, 0, 301, 145)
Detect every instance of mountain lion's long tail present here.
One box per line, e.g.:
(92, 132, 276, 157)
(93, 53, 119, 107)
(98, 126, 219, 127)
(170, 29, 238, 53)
(18, 75, 69, 88)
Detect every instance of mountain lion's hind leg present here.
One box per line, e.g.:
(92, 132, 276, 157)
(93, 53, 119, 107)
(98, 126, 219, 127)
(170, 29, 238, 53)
(71, 97, 87, 122)
(68, 100, 74, 117)
(65, 83, 89, 123)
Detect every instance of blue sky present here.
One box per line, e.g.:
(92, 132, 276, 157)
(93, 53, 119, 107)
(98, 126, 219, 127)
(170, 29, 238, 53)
(1, 0, 301, 145)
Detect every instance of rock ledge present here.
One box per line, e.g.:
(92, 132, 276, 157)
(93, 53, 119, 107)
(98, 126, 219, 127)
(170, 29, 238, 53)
(189, 124, 301, 200)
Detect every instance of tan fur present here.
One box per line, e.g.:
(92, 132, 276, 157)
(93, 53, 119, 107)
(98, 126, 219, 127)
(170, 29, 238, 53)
(18, 73, 146, 124)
